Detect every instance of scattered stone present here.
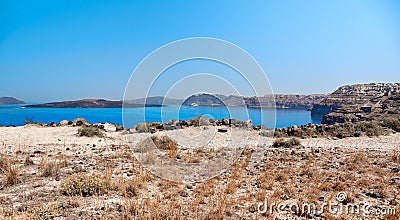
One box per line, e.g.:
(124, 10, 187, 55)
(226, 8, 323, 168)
(218, 128, 228, 133)
(365, 192, 384, 199)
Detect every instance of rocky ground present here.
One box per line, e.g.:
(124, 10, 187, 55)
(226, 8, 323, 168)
(0, 125, 399, 219)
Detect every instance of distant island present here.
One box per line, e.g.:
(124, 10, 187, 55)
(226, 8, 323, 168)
(129, 93, 327, 110)
(0, 97, 25, 105)
(20, 83, 400, 125)
(24, 99, 163, 108)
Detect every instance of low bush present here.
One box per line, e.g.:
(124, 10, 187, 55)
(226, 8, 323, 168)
(357, 121, 384, 137)
(27, 203, 62, 220)
(135, 123, 148, 133)
(272, 137, 301, 148)
(0, 154, 21, 186)
(382, 118, 400, 132)
(60, 173, 106, 196)
(78, 126, 103, 137)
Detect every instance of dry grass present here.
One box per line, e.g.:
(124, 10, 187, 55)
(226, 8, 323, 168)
(0, 154, 20, 186)
(151, 135, 178, 159)
(40, 158, 59, 177)
(60, 173, 107, 196)
(1, 128, 399, 219)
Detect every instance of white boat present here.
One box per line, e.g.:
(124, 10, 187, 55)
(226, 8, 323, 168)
(190, 103, 198, 107)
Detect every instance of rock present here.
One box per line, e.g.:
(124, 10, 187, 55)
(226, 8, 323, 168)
(365, 192, 384, 199)
(116, 125, 124, 131)
(218, 128, 228, 133)
(253, 125, 261, 130)
(73, 118, 89, 126)
(391, 167, 399, 173)
(103, 123, 116, 132)
(179, 120, 189, 127)
(221, 118, 229, 125)
(313, 83, 400, 124)
(59, 120, 69, 126)
(260, 130, 273, 137)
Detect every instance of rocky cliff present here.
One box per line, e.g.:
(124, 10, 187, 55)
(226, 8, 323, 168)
(246, 94, 326, 109)
(312, 83, 400, 124)
(0, 97, 25, 105)
(183, 93, 326, 109)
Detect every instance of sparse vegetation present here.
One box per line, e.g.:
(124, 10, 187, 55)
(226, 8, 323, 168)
(0, 124, 399, 219)
(40, 158, 59, 177)
(151, 135, 178, 158)
(60, 173, 106, 196)
(77, 126, 103, 137)
(272, 137, 301, 148)
(27, 203, 62, 220)
(273, 119, 395, 139)
(0, 154, 21, 186)
(382, 117, 400, 132)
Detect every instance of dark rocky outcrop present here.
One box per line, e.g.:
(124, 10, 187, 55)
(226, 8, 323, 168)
(312, 83, 400, 124)
(183, 94, 245, 106)
(127, 96, 182, 105)
(0, 97, 25, 105)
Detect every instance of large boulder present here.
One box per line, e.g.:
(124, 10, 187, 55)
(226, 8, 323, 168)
(72, 118, 90, 127)
(221, 118, 229, 125)
(59, 120, 70, 126)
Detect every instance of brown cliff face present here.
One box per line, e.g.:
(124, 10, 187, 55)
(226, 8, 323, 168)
(247, 94, 326, 109)
(183, 93, 326, 109)
(313, 83, 400, 124)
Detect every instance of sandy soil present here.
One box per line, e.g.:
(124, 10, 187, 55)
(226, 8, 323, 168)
(0, 125, 399, 219)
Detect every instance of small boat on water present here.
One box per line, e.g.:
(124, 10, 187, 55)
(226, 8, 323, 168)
(190, 103, 199, 107)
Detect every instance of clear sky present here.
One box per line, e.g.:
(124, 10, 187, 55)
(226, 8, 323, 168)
(1, 0, 399, 102)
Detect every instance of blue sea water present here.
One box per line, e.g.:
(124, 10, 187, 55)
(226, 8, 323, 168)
(0, 104, 322, 128)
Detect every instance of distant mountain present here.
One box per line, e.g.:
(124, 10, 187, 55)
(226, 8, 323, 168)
(182, 94, 245, 106)
(0, 97, 25, 105)
(127, 96, 183, 105)
(24, 99, 162, 108)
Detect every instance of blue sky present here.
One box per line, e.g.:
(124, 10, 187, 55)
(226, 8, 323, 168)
(0, 0, 399, 102)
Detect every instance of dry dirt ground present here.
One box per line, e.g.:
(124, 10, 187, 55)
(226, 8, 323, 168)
(0, 125, 399, 219)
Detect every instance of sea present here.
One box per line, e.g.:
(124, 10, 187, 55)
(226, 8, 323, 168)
(0, 104, 323, 128)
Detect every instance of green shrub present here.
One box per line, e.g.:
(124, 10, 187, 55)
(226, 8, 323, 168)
(382, 118, 400, 132)
(357, 121, 384, 137)
(78, 126, 103, 137)
(60, 173, 106, 196)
